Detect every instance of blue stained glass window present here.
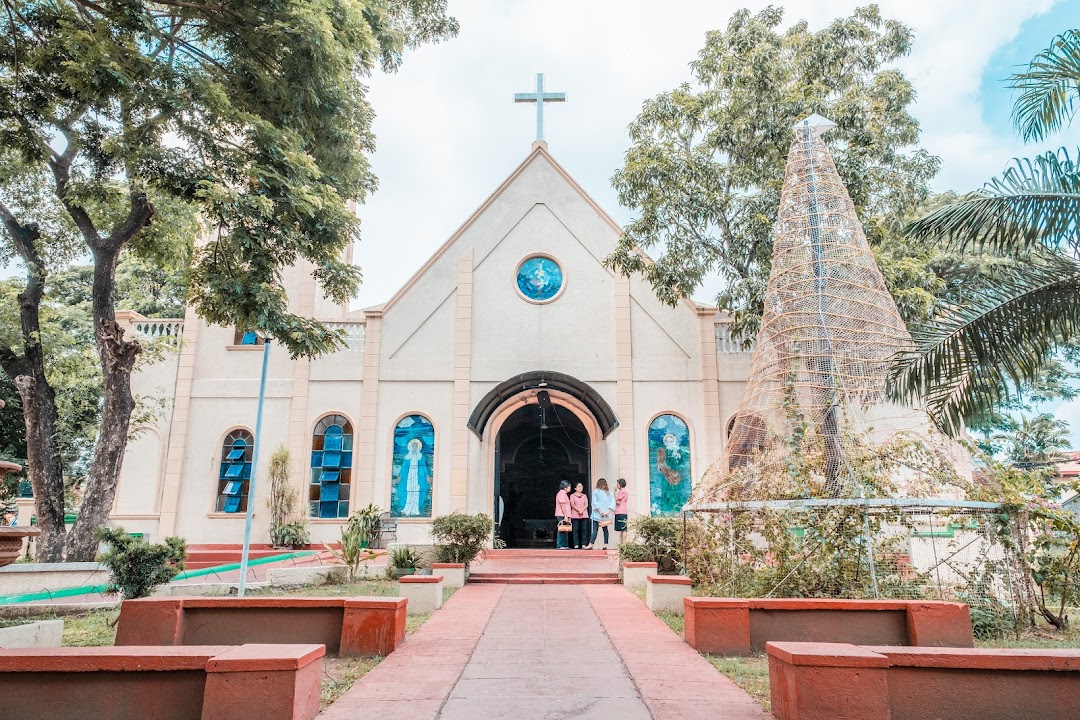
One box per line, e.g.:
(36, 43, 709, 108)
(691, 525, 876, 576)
(323, 428, 343, 452)
(648, 414, 692, 516)
(516, 256, 563, 302)
(310, 415, 353, 519)
(390, 414, 434, 518)
(217, 430, 253, 513)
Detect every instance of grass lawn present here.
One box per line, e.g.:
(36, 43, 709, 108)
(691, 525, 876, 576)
(4, 578, 458, 709)
(977, 626, 1080, 649)
(706, 655, 771, 712)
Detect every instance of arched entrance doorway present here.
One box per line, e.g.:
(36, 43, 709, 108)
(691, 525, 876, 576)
(494, 402, 590, 548)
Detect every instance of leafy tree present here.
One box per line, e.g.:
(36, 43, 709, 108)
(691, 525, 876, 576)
(0, 1, 457, 560)
(606, 5, 940, 340)
(993, 413, 1072, 467)
(889, 29, 1080, 435)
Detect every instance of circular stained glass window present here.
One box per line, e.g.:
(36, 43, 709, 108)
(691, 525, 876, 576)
(515, 255, 564, 303)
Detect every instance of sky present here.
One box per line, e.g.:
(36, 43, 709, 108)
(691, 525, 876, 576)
(355, 0, 1079, 311)
(352, 0, 1080, 443)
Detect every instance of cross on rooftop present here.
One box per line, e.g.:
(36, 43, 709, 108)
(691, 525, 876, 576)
(514, 73, 566, 143)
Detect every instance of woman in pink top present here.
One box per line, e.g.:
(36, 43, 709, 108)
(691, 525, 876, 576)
(555, 481, 572, 550)
(569, 482, 590, 549)
(614, 477, 629, 540)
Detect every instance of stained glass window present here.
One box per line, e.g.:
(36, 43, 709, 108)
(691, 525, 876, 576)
(648, 414, 692, 516)
(217, 429, 253, 513)
(390, 414, 434, 518)
(310, 415, 353, 519)
(515, 255, 564, 302)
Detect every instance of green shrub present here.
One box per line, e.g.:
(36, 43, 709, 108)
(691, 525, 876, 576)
(431, 512, 492, 566)
(626, 516, 682, 573)
(97, 527, 186, 599)
(618, 542, 652, 563)
(274, 520, 310, 548)
(326, 512, 377, 581)
(390, 545, 419, 569)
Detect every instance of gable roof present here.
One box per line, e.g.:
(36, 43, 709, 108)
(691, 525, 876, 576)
(379, 142, 708, 315)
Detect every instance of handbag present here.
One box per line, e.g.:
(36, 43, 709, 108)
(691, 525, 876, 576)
(598, 518, 613, 528)
(557, 520, 572, 533)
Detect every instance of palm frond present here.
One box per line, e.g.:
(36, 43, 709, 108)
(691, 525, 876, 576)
(1010, 29, 1080, 143)
(905, 148, 1080, 256)
(887, 258, 1080, 436)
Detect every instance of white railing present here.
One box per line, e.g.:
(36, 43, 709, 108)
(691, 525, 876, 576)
(133, 318, 184, 348)
(715, 322, 753, 354)
(324, 321, 365, 353)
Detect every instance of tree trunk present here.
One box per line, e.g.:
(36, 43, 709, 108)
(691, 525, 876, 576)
(64, 245, 142, 561)
(0, 217, 69, 562)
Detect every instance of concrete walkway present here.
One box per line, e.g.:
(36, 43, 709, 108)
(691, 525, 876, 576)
(322, 583, 768, 720)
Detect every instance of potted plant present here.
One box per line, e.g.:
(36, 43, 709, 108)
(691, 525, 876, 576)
(351, 503, 382, 549)
(389, 545, 419, 578)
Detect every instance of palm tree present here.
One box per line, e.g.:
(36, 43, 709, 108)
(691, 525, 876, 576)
(888, 30, 1080, 435)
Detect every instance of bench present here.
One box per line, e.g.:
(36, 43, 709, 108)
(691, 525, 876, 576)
(116, 596, 407, 657)
(0, 643, 323, 720)
(767, 641, 1080, 720)
(684, 597, 973, 656)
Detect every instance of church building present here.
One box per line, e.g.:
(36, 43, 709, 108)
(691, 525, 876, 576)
(110, 139, 753, 547)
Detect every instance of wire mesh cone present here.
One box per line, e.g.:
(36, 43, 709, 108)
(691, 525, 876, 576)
(690, 119, 971, 507)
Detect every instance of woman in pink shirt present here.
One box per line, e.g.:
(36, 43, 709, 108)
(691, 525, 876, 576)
(555, 481, 572, 550)
(569, 482, 590, 550)
(614, 478, 629, 540)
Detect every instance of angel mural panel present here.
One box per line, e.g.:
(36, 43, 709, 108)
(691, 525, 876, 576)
(391, 414, 434, 518)
(648, 414, 691, 516)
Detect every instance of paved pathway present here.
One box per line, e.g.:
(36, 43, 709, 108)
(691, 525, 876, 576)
(322, 583, 768, 720)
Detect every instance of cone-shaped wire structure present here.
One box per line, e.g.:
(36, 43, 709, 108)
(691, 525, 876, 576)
(689, 118, 970, 508)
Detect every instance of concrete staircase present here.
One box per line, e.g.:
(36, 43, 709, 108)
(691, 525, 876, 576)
(467, 549, 619, 585)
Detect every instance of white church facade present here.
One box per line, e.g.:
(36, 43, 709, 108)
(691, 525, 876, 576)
(110, 143, 753, 547)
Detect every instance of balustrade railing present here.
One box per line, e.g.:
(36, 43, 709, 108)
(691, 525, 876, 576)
(132, 318, 184, 348)
(715, 322, 753, 354)
(324, 321, 366, 353)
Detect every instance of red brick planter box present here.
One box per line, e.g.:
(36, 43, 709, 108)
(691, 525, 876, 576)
(116, 596, 406, 657)
(683, 598, 973, 656)
(767, 641, 1080, 720)
(0, 643, 324, 720)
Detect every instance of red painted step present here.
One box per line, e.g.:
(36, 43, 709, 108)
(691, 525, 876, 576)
(482, 549, 613, 559)
(469, 574, 619, 585)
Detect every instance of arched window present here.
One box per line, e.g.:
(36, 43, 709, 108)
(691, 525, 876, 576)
(647, 414, 692, 516)
(217, 429, 253, 513)
(390, 414, 434, 518)
(310, 414, 354, 519)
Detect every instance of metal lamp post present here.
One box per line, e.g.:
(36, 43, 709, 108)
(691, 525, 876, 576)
(237, 337, 271, 597)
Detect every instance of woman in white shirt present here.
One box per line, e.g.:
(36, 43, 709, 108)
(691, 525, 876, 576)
(585, 478, 615, 550)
